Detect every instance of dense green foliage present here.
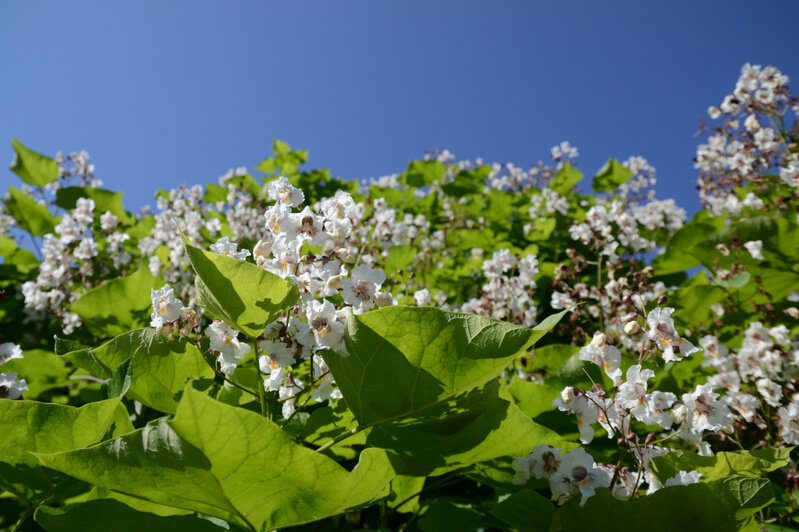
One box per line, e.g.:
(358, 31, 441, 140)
(1, 64, 799, 531)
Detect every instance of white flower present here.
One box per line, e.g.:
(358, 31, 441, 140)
(646, 307, 699, 362)
(150, 285, 184, 328)
(210, 236, 251, 261)
(743, 240, 764, 261)
(778, 397, 799, 445)
(663, 470, 702, 487)
(414, 289, 431, 306)
(206, 320, 251, 375)
(99, 210, 118, 231)
(305, 299, 346, 353)
(578, 339, 622, 382)
(0, 343, 23, 366)
(682, 383, 734, 435)
(756, 378, 783, 407)
(617, 365, 656, 422)
(553, 390, 599, 444)
(340, 264, 386, 312)
(549, 447, 610, 506)
(73, 237, 98, 260)
(267, 176, 305, 208)
(0, 372, 27, 400)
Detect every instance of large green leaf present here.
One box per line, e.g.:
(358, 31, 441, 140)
(62, 329, 214, 414)
(490, 489, 554, 532)
(365, 379, 574, 476)
(649, 448, 793, 483)
(0, 398, 130, 496)
(9, 138, 59, 187)
(70, 267, 163, 337)
(36, 385, 395, 531)
(0, 349, 72, 400)
(403, 160, 446, 187)
(327, 307, 568, 427)
(592, 158, 633, 192)
(182, 235, 298, 338)
(548, 162, 583, 194)
(0, 235, 38, 278)
(551, 477, 774, 532)
(55, 187, 134, 224)
(35, 499, 231, 532)
(3, 186, 57, 236)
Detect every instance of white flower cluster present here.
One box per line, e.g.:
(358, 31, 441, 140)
(21, 197, 132, 334)
(459, 249, 539, 326)
(700, 322, 799, 444)
(557, 308, 733, 458)
(699, 63, 797, 204)
(170, 178, 400, 418)
(511, 443, 702, 506)
(0, 342, 26, 400)
(566, 200, 684, 264)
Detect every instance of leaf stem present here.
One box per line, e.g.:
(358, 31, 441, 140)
(253, 338, 269, 417)
(315, 426, 362, 453)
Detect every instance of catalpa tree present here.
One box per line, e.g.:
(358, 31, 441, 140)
(0, 63, 797, 531)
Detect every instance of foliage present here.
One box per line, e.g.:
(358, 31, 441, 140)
(1, 63, 798, 531)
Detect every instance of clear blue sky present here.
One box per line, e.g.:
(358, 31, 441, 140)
(2, 1, 797, 214)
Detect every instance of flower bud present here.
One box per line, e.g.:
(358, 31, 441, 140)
(786, 307, 799, 320)
(335, 248, 356, 263)
(326, 274, 343, 290)
(624, 321, 641, 335)
(631, 294, 645, 311)
(374, 291, 394, 308)
(672, 404, 686, 424)
(560, 386, 575, 404)
(622, 312, 638, 324)
(590, 332, 606, 348)
(156, 323, 173, 337)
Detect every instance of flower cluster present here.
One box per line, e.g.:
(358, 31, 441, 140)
(698, 63, 799, 208)
(0, 342, 26, 400)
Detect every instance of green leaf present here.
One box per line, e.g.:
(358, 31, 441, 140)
(63, 329, 214, 414)
(385, 244, 417, 274)
(3, 186, 57, 236)
(592, 158, 633, 192)
(37, 385, 395, 531)
(403, 160, 446, 187)
(490, 489, 554, 532)
(418, 500, 499, 531)
(0, 398, 126, 496)
(712, 271, 751, 289)
(548, 162, 583, 194)
(55, 187, 134, 224)
(0, 349, 72, 400)
(365, 379, 573, 475)
(328, 307, 567, 426)
(551, 477, 774, 532)
(182, 234, 298, 338)
(70, 267, 164, 337)
(0, 235, 38, 278)
(649, 448, 793, 483)
(35, 499, 232, 532)
(54, 336, 89, 357)
(505, 378, 564, 418)
(9, 138, 59, 187)
(101, 356, 134, 399)
(387, 475, 425, 513)
(526, 217, 557, 241)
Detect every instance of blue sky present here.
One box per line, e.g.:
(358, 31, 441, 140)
(2, 1, 798, 214)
